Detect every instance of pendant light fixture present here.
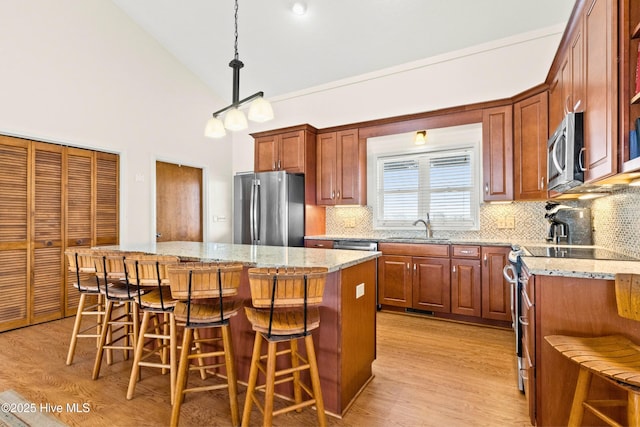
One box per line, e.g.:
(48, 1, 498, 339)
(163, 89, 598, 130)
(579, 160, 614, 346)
(414, 130, 427, 145)
(205, 0, 274, 138)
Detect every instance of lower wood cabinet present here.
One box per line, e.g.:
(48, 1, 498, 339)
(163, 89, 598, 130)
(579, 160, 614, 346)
(481, 246, 512, 322)
(378, 242, 511, 324)
(451, 257, 481, 317)
(304, 239, 334, 249)
(378, 243, 450, 310)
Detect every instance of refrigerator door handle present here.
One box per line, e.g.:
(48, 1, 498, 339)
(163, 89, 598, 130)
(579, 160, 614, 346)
(251, 179, 261, 244)
(250, 179, 256, 243)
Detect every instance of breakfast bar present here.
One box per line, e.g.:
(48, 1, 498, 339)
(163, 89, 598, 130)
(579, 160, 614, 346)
(97, 241, 380, 417)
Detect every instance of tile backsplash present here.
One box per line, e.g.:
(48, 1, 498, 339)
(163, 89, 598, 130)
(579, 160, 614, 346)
(325, 186, 640, 258)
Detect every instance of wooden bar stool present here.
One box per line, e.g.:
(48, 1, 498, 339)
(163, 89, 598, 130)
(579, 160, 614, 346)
(125, 254, 180, 403)
(64, 247, 106, 366)
(167, 262, 243, 427)
(545, 273, 640, 427)
(242, 267, 328, 427)
(92, 251, 142, 380)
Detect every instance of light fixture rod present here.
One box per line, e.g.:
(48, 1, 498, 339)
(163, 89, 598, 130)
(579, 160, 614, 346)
(212, 91, 265, 118)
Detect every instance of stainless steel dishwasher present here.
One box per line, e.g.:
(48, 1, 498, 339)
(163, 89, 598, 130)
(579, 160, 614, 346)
(332, 240, 380, 309)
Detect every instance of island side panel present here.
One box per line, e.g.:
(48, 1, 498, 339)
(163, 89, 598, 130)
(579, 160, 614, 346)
(537, 275, 640, 426)
(339, 259, 377, 412)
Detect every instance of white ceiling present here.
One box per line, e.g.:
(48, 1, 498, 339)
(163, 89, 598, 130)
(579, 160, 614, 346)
(110, 0, 576, 104)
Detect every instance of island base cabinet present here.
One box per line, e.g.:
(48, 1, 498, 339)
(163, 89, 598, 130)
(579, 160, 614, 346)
(535, 275, 635, 426)
(231, 260, 377, 417)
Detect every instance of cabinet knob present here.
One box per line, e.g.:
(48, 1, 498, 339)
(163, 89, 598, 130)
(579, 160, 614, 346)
(278, 159, 281, 170)
(540, 176, 544, 190)
(337, 190, 340, 199)
(407, 263, 410, 270)
(483, 253, 488, 266)
(452, 265, 456, 273)
(272, 162, 276, 171)
(331, 191, 335, 200)
(485, 183, 489, 194)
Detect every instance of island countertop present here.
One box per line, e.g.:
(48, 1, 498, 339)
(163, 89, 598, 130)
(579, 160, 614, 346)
(96, 241, 380, 272)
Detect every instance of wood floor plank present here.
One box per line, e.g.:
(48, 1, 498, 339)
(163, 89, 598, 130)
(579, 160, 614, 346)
(0, 311, 530, 426)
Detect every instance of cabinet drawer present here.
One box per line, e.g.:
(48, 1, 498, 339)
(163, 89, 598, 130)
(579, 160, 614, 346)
(304, 239, 334, 249)
(451, 245, 480, 259)
(378, 242, 449, 257)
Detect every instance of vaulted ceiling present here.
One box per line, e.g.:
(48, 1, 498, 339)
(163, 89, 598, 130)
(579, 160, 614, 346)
(111, 0, 576, 102)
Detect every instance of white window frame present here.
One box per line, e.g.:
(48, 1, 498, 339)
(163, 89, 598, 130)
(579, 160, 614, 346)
(373, 145, 480, 231)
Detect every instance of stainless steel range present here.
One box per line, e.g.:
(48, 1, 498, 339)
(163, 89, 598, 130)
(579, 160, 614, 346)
(503, 245, 525, 393)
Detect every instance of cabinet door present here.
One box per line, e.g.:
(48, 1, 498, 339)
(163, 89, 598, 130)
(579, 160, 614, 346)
(378, 255, 412, 307)
(451, 258, 481, 317)
(336, 129, 364, 204)
(548, 72, 564, 135)
(32, 142, 64, 323)
(316, 132, 337, 205)
(482, 106, 513, 202)
(481, 246, 511, 321)
(583, 0, 617, 182)
(254, 135, 279, 172)
(514, 92, 549, 200)
(571, 22, 585, 113)
(412, 257, 450, 313)
(279, 130, 306, 173)
(0, 137, 30, 331)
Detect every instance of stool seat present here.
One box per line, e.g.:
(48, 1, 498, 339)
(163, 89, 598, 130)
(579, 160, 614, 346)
(136, 287, 178, 311)
(545, 335, 640, 389)
(173, 299, 242, 324)
(244, 306, 320, 335)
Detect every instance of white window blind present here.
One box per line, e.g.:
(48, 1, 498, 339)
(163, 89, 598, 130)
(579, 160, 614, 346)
(375, 148, 479, 230)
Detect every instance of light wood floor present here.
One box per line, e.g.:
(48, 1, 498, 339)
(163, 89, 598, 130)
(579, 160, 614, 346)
(0, 311, 530, 426)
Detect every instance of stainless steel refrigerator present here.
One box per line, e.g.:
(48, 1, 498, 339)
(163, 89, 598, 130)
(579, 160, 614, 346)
(233, 171, 305, 247)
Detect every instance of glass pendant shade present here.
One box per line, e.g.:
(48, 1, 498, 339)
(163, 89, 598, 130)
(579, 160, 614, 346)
(247, 97, 274, 122)
(414, 131, 427, 145)
(224, 108, 248, 131)
(204, 117, 226, 138)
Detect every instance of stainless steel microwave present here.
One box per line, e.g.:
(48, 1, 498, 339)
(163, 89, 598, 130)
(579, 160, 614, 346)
(547, 112, 584, 193)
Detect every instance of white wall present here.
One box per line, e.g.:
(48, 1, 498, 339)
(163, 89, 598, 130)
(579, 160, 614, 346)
(0, 0, 232, 245)
(231, 25, 566, 173)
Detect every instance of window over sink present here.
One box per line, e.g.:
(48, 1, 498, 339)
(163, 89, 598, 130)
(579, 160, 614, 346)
(369, 125, 481, 231)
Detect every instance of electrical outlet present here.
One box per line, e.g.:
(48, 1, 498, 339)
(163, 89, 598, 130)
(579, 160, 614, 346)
(344, 218, 356, 228)
(497, 218, 506, 229)
(505, 216, 515, 229)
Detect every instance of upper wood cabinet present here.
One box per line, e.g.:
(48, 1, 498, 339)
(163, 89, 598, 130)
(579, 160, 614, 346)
(620, 0, 640, 172)
(547, 0, 618, 185)
(583, 0, 617, 182)
(316, 128, 366, 205)
(253, 125, 317, 174)
(482, 105, 513, 202)
(513, 91, 549, 200)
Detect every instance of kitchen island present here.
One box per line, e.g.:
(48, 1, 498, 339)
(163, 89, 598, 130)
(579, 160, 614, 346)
(97, 241, 380, 417)
(520, 255, 640, 426)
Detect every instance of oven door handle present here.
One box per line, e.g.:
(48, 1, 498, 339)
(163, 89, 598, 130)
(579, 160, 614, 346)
(503, 264, 518, 330)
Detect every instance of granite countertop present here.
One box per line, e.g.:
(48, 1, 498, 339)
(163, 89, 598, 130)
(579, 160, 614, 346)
(305, 235, 640, 278)
(96, 241, 380, 273)
(305, 235, 514, 247)
(520, 256, 640, 280)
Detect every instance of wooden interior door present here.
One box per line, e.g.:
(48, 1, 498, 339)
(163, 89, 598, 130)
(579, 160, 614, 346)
(156, 161, 202, 242)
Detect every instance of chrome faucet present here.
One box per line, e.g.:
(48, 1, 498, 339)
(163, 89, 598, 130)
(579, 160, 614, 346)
(412, 214, 433, 238)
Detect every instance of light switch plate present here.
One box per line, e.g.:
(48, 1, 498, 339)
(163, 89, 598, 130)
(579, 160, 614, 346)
(356, 283, 365, 299)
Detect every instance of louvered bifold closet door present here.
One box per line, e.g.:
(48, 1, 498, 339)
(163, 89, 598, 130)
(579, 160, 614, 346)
(0, 136, 30, 331)
(95, 152, 118, 246)
(31, 142, 64, 323)
(65, 147, 94, 315)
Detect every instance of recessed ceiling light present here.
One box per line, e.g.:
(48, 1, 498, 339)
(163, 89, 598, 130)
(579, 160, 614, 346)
(291, 1, 307, 16)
